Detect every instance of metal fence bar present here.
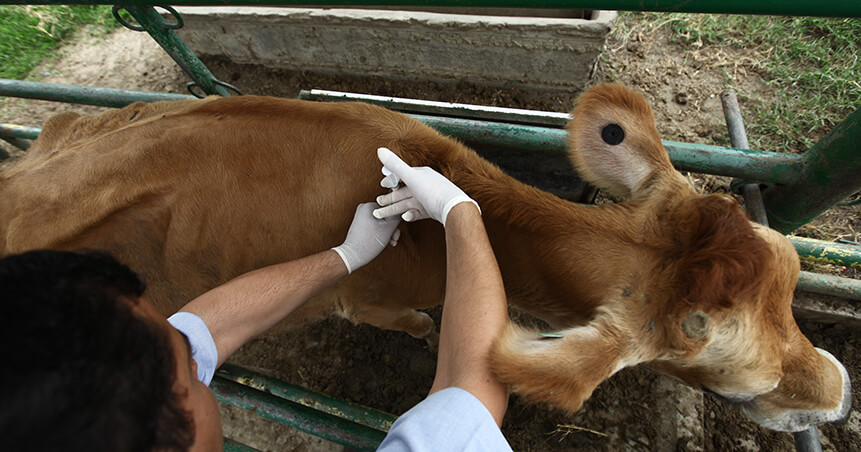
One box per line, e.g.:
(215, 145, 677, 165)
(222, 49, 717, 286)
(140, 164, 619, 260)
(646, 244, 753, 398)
(719, 88, 826, 452)
(1, 135, 31, 151)
(411, 114, 804, 184)
(790, 237, 861, 270)
(217, 364, 397, 432)
(797, 271, 861, 300)
(223, 438, 263, 452)
(762, 106, 861, 234)
(0, 124, 40, 141)
(0, 81, 805, 184)
(720, 90, 771, 225)
(0, 78, 194, 107)
(211, 376, 386, 451)
(119, 5, 233, 97)
(2, 0, 859, 18)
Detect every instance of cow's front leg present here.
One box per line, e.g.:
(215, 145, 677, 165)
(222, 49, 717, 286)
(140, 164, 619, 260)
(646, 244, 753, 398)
(489, 315, 643, 413)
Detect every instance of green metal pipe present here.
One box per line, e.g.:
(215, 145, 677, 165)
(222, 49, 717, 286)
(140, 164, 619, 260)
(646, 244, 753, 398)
(211, 376, 387, 451)
(217, 364, 397, 432)
(1, 135, 30, 151)
(305, 89, 803, 184)
(223, 438, 263, 452)
(797, 271, 861, 301)
(762, 107, 861, 234)
(0, 77, 805, 183)
(0, 124, 40, 140)
(662, 140, 802, 185)
(412, 114, 803, 184)
(3, 1, 859, 18)
(121, 6, 231, 97)
(0, 78, 193, 107)
(790, 236, 861, 270)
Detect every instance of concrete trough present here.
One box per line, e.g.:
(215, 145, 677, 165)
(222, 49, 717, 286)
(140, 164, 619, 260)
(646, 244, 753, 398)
(169, 7, 616, 90)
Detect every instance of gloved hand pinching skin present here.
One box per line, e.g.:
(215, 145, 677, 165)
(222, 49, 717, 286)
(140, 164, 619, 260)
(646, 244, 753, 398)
(332, 202, 401, 274)
(373, 147, 479, 226)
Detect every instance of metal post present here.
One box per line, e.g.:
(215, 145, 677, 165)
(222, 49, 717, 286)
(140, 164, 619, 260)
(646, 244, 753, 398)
(761, 106, 861, 234)
(117, 5, 234, 97)
(721, 89, 827, 452)
(721, 90, 770, 226)
(794, 426, 824, 452)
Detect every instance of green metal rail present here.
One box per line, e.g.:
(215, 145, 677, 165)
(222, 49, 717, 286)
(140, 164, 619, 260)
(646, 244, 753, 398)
(217, 364, 397, 433)
(211, 366, 392, 451)
(0, 79, 805, 185)
(761, 107, 861, 234)
(2, 0, 860, 18)
(0, 79, 194, 106)
(223, 438, 263, 452)
(790, 237, 861, 270)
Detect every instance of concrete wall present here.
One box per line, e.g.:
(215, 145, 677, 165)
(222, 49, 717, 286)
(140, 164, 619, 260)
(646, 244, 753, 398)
(171, 7, 616, 90)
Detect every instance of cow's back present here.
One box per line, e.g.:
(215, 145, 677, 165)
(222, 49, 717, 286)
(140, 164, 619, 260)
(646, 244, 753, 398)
(1, 96, 453, 321)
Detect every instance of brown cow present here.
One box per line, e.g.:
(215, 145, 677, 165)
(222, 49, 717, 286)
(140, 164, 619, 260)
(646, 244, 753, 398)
(0, 84, 850, 432)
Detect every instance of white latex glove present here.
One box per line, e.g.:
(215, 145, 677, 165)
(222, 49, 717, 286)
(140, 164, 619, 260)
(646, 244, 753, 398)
(332, 202, 401, 274)
(373, 147, 479, 226)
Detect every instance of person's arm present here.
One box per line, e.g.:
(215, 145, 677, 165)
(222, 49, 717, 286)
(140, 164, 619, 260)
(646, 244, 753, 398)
(430, 203, 509, 426)
(375, 147, 510, 426)
(180, 202, 399, 367)
(179, 249, 346, 368)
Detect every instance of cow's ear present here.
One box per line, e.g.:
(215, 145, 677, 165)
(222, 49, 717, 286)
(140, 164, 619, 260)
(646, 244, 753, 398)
(565, 83, 674, 199)
(489, 318, 638, 413)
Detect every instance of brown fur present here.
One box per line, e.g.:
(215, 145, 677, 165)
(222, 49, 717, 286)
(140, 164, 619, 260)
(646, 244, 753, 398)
(0, 84, 849, 432)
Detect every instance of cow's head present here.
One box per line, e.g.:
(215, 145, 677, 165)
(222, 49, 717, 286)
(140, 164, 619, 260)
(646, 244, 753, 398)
(490, 83, 851, 432)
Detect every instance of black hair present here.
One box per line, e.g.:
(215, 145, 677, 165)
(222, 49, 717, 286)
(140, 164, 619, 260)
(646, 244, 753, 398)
(0, 249, 195, 451)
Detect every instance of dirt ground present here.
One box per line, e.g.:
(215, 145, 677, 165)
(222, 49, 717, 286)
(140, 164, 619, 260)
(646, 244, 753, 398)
(1, 13, 858, 452)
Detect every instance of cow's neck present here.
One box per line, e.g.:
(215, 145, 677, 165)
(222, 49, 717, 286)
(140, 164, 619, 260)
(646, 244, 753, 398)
(446, 158, 638, 326)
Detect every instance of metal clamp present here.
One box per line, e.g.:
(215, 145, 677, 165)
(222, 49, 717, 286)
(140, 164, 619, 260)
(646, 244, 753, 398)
(112, 5, 183, 32)
(186, 80, 243, 99)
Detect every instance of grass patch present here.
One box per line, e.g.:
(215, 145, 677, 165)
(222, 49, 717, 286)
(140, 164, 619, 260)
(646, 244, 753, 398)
(0, 5, 118, 80)
(635, 13, 861, 153)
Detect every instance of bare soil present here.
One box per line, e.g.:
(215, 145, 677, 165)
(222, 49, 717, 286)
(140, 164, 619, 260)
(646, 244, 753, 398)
(1, 16, 858, 452)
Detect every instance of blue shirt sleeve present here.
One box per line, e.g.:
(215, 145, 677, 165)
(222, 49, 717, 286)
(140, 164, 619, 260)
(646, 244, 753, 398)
(166, 312, 218, 387)
(377, 387, 512, 452)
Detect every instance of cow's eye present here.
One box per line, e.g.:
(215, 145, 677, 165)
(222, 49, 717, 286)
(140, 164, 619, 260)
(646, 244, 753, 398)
(601, 124, 625, 145)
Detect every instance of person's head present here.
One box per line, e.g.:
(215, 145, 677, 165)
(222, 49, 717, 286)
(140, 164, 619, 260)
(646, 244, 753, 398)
(0, 249, 220, 451)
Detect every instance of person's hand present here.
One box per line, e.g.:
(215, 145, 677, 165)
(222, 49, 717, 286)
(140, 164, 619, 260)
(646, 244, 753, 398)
(332, 202, 401, 274)
(373, 147, 479, 225)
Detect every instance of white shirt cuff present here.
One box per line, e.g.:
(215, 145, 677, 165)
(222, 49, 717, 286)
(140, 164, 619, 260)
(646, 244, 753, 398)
(167, 312, 218, 386)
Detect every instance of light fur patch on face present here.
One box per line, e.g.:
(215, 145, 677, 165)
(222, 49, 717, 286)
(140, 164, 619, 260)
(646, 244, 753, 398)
(681, 314, 782, 399)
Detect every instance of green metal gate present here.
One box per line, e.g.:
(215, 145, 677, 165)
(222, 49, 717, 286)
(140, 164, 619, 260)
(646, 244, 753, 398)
(1, 2, 859, 451)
